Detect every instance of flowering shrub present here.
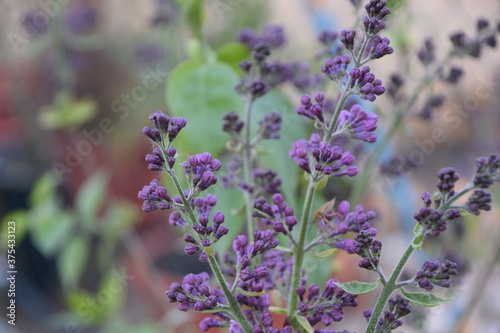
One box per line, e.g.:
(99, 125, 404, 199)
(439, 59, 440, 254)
(138, 1, 499, 332)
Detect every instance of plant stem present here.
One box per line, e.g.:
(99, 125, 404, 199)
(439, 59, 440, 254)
(168, 170, 253, 333)
(242, 94, 255, 239)
(288, 180, 317, 321)
(365, 242, 415, 333)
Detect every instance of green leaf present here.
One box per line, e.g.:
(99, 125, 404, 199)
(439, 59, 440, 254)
(334, 280, 380, 295)
(253, 91, 308, 206)
(293, 315, 314, 333)
(38, 92, 98, 130)
(235, 288, 265, 297)
(76, 171, 108, 230)
(178, 0, 204, 40)
(1, 211, 28, 251)
(316, 176, 329, 190)
(400, 288, 452, 307)
(413, 223, 423, 235)
(30, 172, 58, 206)
(58, 236, 90, 290)
(204, 246, 215, 256)
(312, 247, 338, 258)
(269, 306, 288, 314)
(216, 42, 251, 74)
(30, 205, 74, 256)
(411, 227, 425, 250)
(166, 60, 243, 156)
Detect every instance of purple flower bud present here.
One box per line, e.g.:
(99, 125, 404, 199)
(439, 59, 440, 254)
(184, 244, 199, 256)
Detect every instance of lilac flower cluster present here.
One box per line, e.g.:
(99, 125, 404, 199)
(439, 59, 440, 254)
(166, 272, 224, 312)
(336, 104, 378, 143)
(296, 92, 326, 123)
(319, 200, 377, 239)
(321, 55, 352, 82)
(415, 259, 458, 290)
(238, 25, 286, 50)
(362, 0, 391, 36)
(364, 294, 411, 331)
(138, 179, 172, 212)
(473, 154, 500, 188)
(349, 66, 385, 102)
(181, 153, 222, 191)
(350, 230, 383, 271)
(142, 111, 187, 145)
(414, 191, 461, 237)
(289, 134, 357, 177)
(296, 280, 358, 327)
(450, 18, 499, 58)
(367, 35, 394, 59)
(253, 194, 298, 235)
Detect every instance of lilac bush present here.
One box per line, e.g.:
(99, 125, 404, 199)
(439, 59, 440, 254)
(138, 1, 499, 332)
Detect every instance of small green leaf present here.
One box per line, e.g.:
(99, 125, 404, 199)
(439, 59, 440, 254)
(293, 315, 314, 333)
(400, 288, 452, 307)
(76, 171, 108, 230)
(411, 228, 425, 250)
(38, 92, 98, 130)
(178, 0, 204, 40)
(30, 172, 58, 206)
(269, 306, 288, 314)
(235, 288, 265, 297)
(58, 236, 90, 290)
(216, 42, 251, 74)
(312, 247, 337, 258)
(316, 176, 329, 190)
(204, 246, 215, 257)
(334, 280, 380, 295)
(413, 223, 423, 235)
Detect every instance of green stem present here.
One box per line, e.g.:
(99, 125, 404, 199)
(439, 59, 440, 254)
(242, 94, 256, 238)
(287, 180, 317, 321)
(365, 242, 415, 333)
(323, 87, 352, 142)
(168, 170, 253, 333)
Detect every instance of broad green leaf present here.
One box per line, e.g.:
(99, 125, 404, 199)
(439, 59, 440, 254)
(253, 91, 307, 207)
(76, 171, 108, 230)
(312, 247, 337, 258)
(38, 92, 98, 130)
(216, 42, 251, 74)
(400, 288, 452, 307)
(30, 172, 58, 206)
(58, 236, 89, 290)
(166, 60, 243, 156)
(235, 288, 265, 297)
(293, 315, 314, 333)
(334, 280, 380, 295)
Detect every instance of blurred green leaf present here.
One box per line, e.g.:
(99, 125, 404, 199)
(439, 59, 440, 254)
(1, 211, 28, 250)
(166, 60, 243, 155)
(178, 0, 204, 40)
(76, 171, 108, 230)
(400, 288, 452, 307)
(312, 247, 337, 258)
(253, 91, 308, 207)
(29, 172, 58, 206)
(235, 287, 265, 297)
(334, 280, 380, 295)
(30, 204, 74, 256)
(216, 42, 250, 75)
(58, 236, 90, 290)
(211, 186, 245, 253)
(38, 92, 98, 130)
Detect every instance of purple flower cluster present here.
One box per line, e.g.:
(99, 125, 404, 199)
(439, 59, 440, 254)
(222, 111, 244, 135)
(362, 0, 391, 35)
(179, 194, 229, 260)
(238, 25, 286, 50)
(258, 112, 282, 140)
(182, 153, 221, 191)
(138, 179, 172, 212)
(415, 259, 458, 290)
(336, 104, 378, 143)
(414, 191, 461, 236)
(318, 200, 377, 238)
(417, 38, 436, 66)
(340, 30, 356, 51)
(368, 35, 394, 59)
(142, 111, 187, 144)
(296, 92, 326, 123)
(253, 194, 298, 235)
(466, 190, 492, 215)
(289, 134, 358, 177)
(233, 232, 280, 265)
(321, 56, 352, 82)
(364, 294, 411, 331)
(473, 154, 500, 188)
(436, 167, 460, 198)
(350, 230, 383, 271)
(166, 272, 224, 312)
(296, 280, 358, 326)
(349, 66, 385, 102)
(450, 18, 499, 58)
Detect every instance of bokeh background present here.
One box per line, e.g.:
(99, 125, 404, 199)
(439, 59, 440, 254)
(1, 0, 500, 332)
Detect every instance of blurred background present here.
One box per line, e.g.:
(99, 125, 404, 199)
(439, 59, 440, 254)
(0, 0, 499, 332)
